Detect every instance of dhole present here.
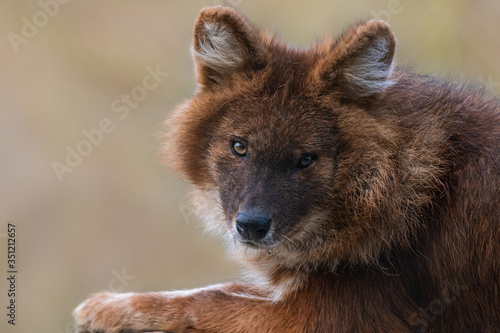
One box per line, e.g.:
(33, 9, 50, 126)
(74, 5, 500, 332)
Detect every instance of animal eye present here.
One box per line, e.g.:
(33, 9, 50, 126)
(297, 154, 315, 169)
(231, 140, 247, 157)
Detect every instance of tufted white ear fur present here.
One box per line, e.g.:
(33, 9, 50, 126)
(192, 6, 266, 86)
(315, 19, 397, 98)
(343, 36, 396, 97)
(192, 21, 246, 72)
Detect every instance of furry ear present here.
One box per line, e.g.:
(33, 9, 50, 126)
(192, 6, 267, 87)
(315, 20, 397, 98)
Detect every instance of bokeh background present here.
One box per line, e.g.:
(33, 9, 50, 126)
(0, 0, 499, 332)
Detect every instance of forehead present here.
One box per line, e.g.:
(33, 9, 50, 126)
(208, 45, 335, 148)
(219, 94, 332, 152)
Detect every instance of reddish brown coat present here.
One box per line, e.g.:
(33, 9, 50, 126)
(74, 6, 500, 333)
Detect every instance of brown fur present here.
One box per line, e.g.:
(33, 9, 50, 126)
(74, 5, 500, 333)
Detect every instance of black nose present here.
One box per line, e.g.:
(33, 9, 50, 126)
(236, 211, 272, 242)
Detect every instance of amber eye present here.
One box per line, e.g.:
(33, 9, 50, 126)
(297, 154, 315, 169)
(231, 140, 247, 157)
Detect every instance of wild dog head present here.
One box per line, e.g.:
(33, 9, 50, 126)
(164, 6, 443, 270)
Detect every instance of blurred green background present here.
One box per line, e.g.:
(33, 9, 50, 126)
(0, 0, 498, 332)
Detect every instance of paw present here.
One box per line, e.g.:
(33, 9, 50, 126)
(73, 292, 140, 333)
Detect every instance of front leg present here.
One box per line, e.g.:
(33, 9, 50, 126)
(73, 283, 306, 333)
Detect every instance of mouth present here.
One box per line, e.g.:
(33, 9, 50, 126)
(238, 240, 276, 255)
(234, 233, 277, 251)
